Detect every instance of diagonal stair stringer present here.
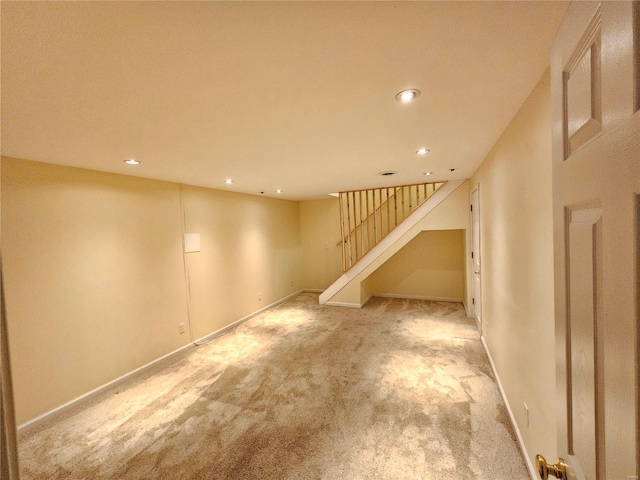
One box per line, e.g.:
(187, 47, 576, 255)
(319, 179, 467, 307)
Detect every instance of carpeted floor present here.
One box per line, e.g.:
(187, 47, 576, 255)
(18, 293, 529, 479)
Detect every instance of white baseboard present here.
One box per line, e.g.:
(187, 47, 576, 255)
(18, 289, 305, 434)
(193, 289, 304, 344)
(18, 341, 196, 433)
(325, 294, 461, 309)
(480, 336, 537, 480)
(324, 301, 362, 308)
(373, 293, 463, 303)
(361, 294, 373, 307)
(325, 293, 374, 309)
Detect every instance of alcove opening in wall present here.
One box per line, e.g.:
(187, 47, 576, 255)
(365, 229, 465, 302)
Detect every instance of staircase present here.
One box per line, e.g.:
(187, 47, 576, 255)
(320, 179, 466, 307)
(338, 182, 444, 272)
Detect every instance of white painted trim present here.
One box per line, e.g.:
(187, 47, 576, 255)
(319, 179, 466, 305)
(18, 341, 196, 433)
(481, 336, 537, 480)
(193, 289, 304, 344)
(324, 301, 362, 308)
(325, 293, 374, 309)
(18, 289, 305, 433)
(462, 300, 473, 319)
(372, 293, 463, 303)
(470, 184, 482, 333)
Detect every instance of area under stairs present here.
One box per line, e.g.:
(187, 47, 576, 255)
(319, 179, 466, 307)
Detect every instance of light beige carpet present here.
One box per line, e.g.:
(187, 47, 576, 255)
(19, 293, 528, 479)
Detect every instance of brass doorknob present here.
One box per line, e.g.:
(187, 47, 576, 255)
(536, 454, 568, 480)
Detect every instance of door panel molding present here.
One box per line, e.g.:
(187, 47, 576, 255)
(563, 7, 602, 159)
(564, 205, 604, 480)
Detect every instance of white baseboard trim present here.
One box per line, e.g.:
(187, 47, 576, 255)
(18, 289, 305, 434)
(325, 293, 374, 309)
(463, 302, 482, 332)
(373, 293, 463, 303)
(18, 341, 196, 433)
(193, 289, 304, 344)
(324, 301, 362, 308)
(480, 336, 537, 480)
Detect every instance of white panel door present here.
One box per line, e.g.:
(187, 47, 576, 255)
(546, 2, 639, 480)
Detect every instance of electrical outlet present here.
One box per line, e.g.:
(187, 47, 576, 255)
(524, 402, 529, 428)
(258, 292, 262, 301)
(179, 323, 185, 334)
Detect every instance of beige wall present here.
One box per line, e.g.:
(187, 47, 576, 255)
(1, 158, 301, 425)
(470, 71, 556, 466)
(367, 230, 465, 301)
(181, 185, 301, 339)
(299, 198, 343, 290)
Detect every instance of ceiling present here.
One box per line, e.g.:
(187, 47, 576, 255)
(1, 1, 568, 200)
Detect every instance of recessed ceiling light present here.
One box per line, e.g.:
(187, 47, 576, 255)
(124, 159, 140, 165)
(395, 89, 421, 103)
(424, 172, 433, 176)
(224, 178, 234, 184)
(276, 189, 283, 193)
(416, 148, 430, 155)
